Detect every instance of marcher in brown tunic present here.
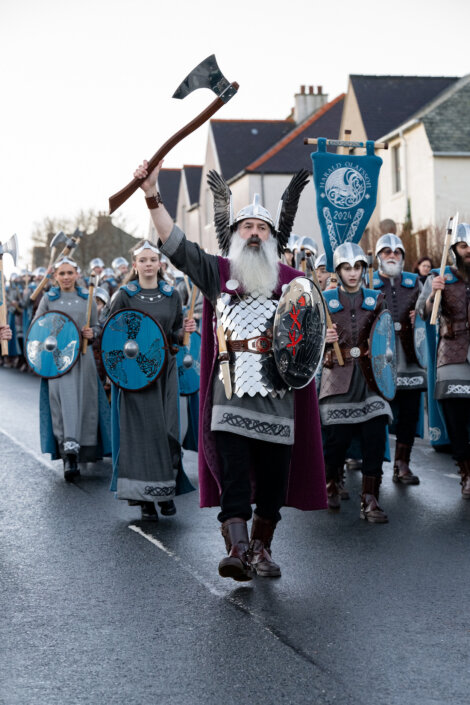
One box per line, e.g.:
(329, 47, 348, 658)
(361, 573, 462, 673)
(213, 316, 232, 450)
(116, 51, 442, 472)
(320, 243, 392, 523)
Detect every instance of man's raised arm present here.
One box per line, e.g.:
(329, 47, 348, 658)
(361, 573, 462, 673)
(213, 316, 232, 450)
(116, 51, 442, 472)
(134, 159, 174, 244)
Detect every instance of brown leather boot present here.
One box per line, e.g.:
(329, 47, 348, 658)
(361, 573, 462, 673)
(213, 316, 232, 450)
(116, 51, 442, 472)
(325, 465, 341, 511)
(393, 442, 420, 485)
(360, 475, 388, 524)
(218, 518, 252, 581)
(457, 459, 470, 499)
(249, 514, 281, 577)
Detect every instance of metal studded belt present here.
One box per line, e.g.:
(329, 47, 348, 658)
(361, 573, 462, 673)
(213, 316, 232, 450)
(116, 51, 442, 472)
(340, 344, 369, 361)
(227, 335, 273, 354)
(325, 343, 368, 366)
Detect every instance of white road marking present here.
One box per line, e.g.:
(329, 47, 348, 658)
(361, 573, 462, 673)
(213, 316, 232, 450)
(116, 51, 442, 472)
(443, 473, 460, 480)
(129, 523, 225, 597)
(0, 425, 59, 473)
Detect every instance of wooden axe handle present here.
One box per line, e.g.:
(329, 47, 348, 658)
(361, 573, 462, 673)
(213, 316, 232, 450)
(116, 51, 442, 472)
(109, 82, 239, 214)
(310, 267, 344, 367)
(82, 284, 95, 354)
(182, 284, 198, 347)
(0, 260, 9, 355)
(430, 221, 453, 325)
(30, 271, 52, 302)
(328, 275, 344, 366)
(30, 244, 76, 302)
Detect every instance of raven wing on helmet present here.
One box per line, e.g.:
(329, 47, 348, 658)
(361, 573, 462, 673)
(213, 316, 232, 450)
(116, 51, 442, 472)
(274, 169, 310, 257)
(207, 169, 233, 256)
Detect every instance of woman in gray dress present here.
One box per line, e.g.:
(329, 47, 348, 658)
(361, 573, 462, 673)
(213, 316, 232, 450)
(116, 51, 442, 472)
(108, 240, 196, 520)
(34, 257, 111, 481)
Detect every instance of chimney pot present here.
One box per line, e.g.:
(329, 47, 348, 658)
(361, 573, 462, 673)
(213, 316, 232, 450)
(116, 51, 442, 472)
(300, 85, 306, 94)
(318, 86, 323, 95)
(309, 85, 314, 94)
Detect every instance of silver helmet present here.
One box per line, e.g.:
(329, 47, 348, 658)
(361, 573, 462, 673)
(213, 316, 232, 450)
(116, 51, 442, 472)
(94, 286, 110, 305)
(375, 233, 405, 257)
(333, 243, 368, 271)
(112, 256, 129, 272)
(232, 194, 274, 229)
(315, 253, 327, 269)
(286, 234, 301, 252)
(451, 222, 470, 262)
(298, 236, 318, 258)
(90, 257, 104, 270)
(100, 268, 115, 281)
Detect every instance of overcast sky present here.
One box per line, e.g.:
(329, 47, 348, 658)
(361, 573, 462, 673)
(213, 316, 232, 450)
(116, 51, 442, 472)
(1, 0, 469, 274)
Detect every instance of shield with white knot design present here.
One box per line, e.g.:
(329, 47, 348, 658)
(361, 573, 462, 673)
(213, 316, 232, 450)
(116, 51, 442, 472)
(100, 309, 167, 390)
(25, 310, 81, 378)
(365, 309, 397, 401)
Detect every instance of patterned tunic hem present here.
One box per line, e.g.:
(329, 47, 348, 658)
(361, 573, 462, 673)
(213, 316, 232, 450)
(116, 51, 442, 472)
(320, 396, 392, 426)
(116, 478, 176, 501)
(211, 404, 294, 445)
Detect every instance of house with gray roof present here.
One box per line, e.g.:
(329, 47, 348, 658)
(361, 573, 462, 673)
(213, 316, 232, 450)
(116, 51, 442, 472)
(377, 74, 470, 262)
(193, 86, 341, 251)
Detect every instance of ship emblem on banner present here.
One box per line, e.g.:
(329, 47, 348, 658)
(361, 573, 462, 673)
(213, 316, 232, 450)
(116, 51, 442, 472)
(311, 138, 383, 271)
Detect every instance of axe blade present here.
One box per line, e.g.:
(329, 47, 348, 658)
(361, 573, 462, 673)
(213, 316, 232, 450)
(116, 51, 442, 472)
(50, 230, 66, 249)
(172, 54, 234, 102)
(0, 233, 18, 265)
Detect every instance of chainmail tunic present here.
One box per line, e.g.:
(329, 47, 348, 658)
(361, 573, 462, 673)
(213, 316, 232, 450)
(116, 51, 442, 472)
(160, 225, 295, 445)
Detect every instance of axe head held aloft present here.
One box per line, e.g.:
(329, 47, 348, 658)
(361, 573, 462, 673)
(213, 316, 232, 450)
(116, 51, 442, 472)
(0, 233, 18, 265)
(172, 54, 236, 103)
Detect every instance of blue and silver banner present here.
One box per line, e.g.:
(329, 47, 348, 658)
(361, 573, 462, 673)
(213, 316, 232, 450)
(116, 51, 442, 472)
(311, 138, 382, 271)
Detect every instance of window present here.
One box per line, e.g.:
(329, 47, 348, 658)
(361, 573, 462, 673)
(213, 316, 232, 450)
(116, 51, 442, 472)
(392, 144, 402, 194)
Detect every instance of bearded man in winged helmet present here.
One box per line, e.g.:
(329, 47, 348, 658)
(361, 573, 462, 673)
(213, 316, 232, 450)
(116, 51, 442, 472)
(133, 159, 326, 582)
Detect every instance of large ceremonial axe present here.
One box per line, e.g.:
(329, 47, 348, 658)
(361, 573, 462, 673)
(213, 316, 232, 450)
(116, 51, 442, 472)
(108, 54, 239, 214)
(0, 234, 19, 355)
(31, 229, 83, 302)
(430, 212, 459, 325)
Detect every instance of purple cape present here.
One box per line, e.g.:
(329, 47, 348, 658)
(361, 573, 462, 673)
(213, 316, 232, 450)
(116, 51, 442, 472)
(198, 256, 327, 511)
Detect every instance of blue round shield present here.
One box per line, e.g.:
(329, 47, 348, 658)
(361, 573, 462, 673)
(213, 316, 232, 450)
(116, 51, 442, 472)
(176, 331, 201, 396)
(370, 309, 397, 401)
(413, 313, 427, 369)
(25, 310, 81, 378)
(101, 308, 167, 391)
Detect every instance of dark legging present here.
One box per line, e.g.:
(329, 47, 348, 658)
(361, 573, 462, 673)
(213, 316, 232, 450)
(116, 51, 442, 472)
(440, 398, 470, 461)
(322, 415, 388, 478)
(390, 389, 422, 446)
(214, 431, 292, 523)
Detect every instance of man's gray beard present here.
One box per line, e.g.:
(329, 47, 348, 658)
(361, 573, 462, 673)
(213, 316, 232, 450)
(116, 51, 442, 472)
(380, 260, 403, 278)
(228, 234, 279, 297)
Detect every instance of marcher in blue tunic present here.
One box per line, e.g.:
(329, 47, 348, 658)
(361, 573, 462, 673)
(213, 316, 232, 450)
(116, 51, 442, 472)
(107, 240, 196, 521)
(33, 258, 111, 481)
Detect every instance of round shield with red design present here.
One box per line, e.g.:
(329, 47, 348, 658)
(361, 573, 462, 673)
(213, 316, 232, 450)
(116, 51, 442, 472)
(273, 277, 326, 388)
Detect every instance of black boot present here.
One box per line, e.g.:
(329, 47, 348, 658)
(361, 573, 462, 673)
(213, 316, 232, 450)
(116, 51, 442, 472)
(393, 442, 420, 484)
(140, 502, 159, 521)
(249, 514, 281, 577)
(63, 455, 80, 482)
(360, 475, 388, 523)
(218, 518, 252, 582)
(158, 500, 176, 516)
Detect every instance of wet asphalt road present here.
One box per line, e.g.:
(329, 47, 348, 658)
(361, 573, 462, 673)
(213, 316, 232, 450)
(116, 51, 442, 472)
(1, 366, 470, 705)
